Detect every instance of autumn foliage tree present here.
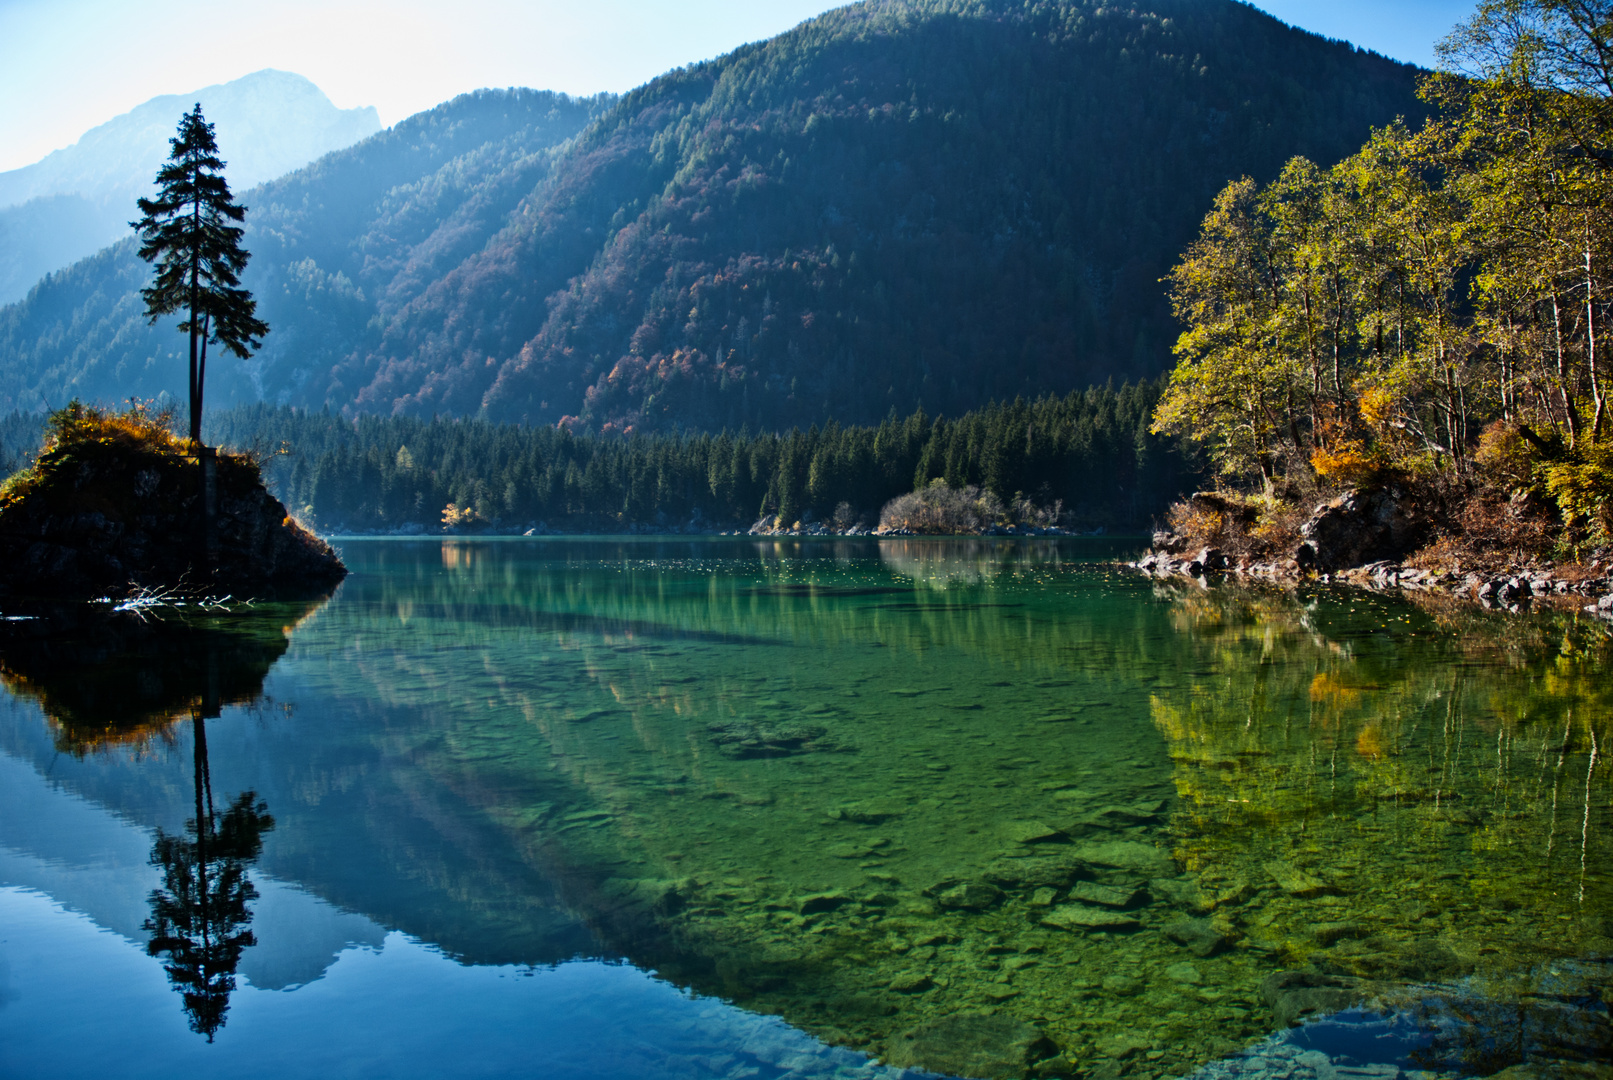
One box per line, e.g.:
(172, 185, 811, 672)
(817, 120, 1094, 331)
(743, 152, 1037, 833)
(1155, 0, 1613, 544)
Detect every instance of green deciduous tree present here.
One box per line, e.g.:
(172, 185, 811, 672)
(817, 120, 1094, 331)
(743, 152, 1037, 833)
(132, 104, 268, 447)
(1153, 178, 1298, 489)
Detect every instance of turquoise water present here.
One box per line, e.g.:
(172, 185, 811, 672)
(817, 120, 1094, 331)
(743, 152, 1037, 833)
(0, 538, 1608, 1079)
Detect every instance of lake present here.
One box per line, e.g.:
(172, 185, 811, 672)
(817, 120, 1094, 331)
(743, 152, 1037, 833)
(0, 537, 1608, 1080)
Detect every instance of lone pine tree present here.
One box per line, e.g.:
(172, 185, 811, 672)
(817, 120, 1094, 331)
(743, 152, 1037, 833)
(132, 104, 267, 447)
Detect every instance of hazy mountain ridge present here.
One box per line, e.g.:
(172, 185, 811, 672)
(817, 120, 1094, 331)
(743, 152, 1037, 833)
(0, 70, 380, 305)
(0, 0, 1426, 431)
(0, 88, 607, 415)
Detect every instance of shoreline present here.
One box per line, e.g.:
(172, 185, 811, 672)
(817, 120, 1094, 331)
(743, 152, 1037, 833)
(325, 523, 1114, 540)
(1128, 546, 1613, 620)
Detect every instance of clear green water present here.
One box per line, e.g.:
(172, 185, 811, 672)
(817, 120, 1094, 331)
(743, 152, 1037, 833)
(0, 537, 1608, 1080)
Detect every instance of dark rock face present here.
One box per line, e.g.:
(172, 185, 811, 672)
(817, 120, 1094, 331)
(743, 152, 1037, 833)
(1299, 487, 1429, 571)
(0, 444, 344, 600)
(882, 1012, 1056, 1079)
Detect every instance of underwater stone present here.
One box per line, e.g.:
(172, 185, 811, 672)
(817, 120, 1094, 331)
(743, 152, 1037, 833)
(1163, 916, 1232, 958)
(831, 799, 906, 823)
(1069, 840, 1176, 876)
(1029, 887, 1057, 907)
(888, 971, 934, 993)
(707, 721, 837, 758)
(1005, 820, 1068, 844)
(1320, 937, 1473, 981)
(1264, 860, 1332, 897)
(984, 856, 1088, 891)
(798, 891, 852, 914)
(936, 881, 1004, 911)
(1101, 974, 1145, 996)
(1068, 882, 1140, 909)
(882, 1012, 1056, 1080)
(1165, 961, 1202, 984)
(1312, 921, 1368, 946)
(1151, 877, 1214, 913)
(1093, 1033, 1152, 1059)
(1258, 970, 1361, 1028)
(1041, 905, 1141, 932)
(1093, 802, 1165, 825)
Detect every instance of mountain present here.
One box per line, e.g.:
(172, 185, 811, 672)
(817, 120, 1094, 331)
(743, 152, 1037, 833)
(0, 89, 609, 416)
(0, 70, 380, 305)
(0, 0, 1427, 433)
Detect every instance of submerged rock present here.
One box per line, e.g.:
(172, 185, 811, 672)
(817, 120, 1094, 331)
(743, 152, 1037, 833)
(1318, 936, 1473, 981)
(1041, 905, 1141, 932)
(798, 890, 853, 914)
(1263, 859, 1332, 897)
(1163, 915, 1232, 958)
(1258, 970, 1362, 1028)
(882, 1012, 1055, 1079)
(1005, 819, 1068, 844)
(935, 880, 1004, 911)
(707, 720, 838, 758)
(1067, 882, 1140, 909)
(1069, 840, 1176, 876)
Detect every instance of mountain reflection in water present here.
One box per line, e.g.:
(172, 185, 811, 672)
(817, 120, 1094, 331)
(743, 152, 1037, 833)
(0, 539, 1607, 1080)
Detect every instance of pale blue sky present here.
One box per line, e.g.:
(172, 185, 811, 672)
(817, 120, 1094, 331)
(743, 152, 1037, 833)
(0, 0, 1479, 173)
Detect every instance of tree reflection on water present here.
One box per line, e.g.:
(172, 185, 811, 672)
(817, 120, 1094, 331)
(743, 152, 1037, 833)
(0, 600, 320, 1038)
(144, 710, 273, 1040)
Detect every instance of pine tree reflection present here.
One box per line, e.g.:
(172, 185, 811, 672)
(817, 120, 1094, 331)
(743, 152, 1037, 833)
(0, 601, 321, 1039)
(143, 704, 274, 1041)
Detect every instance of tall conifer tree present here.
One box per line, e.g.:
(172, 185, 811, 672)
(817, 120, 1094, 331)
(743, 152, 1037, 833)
(132, 104, 268, 447)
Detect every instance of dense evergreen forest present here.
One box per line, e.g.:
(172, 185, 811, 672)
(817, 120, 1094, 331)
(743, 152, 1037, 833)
(0, 0, 1423, 436)
(220, 382, 1190, 532)
(0, 383, 1194, 533)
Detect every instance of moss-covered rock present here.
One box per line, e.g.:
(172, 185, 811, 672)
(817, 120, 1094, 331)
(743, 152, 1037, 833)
(0, 403, 344, 599)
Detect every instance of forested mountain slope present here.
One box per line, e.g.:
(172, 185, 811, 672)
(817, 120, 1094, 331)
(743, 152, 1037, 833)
(0, 89, 607, 416)
(0, 0, 1424, 433)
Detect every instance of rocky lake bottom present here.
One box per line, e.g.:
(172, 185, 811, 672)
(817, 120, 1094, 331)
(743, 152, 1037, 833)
(0, 537, 1607, 1080)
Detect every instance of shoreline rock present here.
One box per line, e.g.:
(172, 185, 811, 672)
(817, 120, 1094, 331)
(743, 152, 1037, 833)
(1130, 544, 1613, 618)
(1131, 485, 1613, 617)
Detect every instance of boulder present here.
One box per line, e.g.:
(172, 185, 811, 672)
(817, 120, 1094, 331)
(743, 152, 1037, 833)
(1299, 487, 1429, 572)
(1263, 859, 1332, 898)
(1067, 882, 1140, 909)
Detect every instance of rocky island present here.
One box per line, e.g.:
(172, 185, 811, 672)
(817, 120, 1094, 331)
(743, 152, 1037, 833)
(0, 402, 345, 603)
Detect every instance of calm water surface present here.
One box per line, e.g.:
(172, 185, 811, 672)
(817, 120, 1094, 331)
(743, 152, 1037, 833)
(0, 537, 1608, 1080)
